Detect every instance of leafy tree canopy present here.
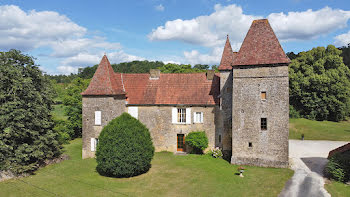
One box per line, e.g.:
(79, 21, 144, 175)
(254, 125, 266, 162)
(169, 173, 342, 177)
(289, 45, 350, 121)
(0, 50, 61, 174)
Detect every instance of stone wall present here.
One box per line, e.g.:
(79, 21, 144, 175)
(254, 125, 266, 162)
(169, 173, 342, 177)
(137, 106, 218, 152)
(82, 95, 126, 158)
(219, 71, 233, 157)
(231, 65, 289, 168)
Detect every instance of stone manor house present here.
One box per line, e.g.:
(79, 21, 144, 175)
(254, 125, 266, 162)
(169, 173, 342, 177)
(81, 19, 290, 168)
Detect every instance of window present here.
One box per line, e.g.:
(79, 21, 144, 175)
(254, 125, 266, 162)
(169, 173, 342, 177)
(172, 108, 191, 124)
(261, 91, 266, 100)
(249, 142, 253, 147)
(219, 135, 222, 143)
(95, 111, 101, 125)
(261, 118, 267, 130)
(177, 108, 186, 123)
(90, 138, 98, 152)
(193, 112, 203, 123)
(128, 107, 138, 119)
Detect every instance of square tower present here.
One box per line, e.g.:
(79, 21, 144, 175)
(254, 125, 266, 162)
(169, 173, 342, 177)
(230, 19, 290, 168)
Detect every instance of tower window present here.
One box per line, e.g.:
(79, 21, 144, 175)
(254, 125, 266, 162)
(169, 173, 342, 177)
(219, 135, 222, 143)
(248, 142, 253, 147)
(261, 91, 266, 100)
(261, 118, 267, 130)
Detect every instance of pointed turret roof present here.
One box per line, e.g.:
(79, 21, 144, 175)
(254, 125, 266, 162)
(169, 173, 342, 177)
(232, 19, 290, 66)
(81, 55, 125, 96)
(218, 35, 234, 70)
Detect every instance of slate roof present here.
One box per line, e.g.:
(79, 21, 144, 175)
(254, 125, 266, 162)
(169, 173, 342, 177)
(81, 55, 125, 96)
(122, 73, 220, 105)
(218, 35, 234, 70)
(232, 19, 290, 66)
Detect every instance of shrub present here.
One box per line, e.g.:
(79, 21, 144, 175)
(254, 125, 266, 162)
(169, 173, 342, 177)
(185, 131, 208, 154)
(289, 105, 300, 118)
(96, 113, 154, 178)
(324, 151, 350, 182)
(207, 147, 223, 158)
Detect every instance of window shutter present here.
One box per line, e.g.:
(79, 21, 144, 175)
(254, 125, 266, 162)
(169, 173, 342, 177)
(91, 138, 95, 151)
(201, 112, 204, 123)
(186, 108, 191, 124)
(193, 112, 197, 123)
(172, 108, 177, 123)
(95, 111, 101, 125)
(128, 107, 138, 119)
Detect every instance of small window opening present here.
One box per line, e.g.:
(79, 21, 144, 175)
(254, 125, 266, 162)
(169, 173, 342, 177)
(177, 108, 186, 123)
(261, 118, 267, 130)
(261, 91, 266, 100)
(219, 135, 222, 143)
(248, 142, 253, 147)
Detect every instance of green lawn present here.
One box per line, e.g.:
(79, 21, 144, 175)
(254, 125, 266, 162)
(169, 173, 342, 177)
(325, 181, 350, 197)
(0, 139, 293, 197)
(289, 118, 350, 141)
(51, 104, 67, 120)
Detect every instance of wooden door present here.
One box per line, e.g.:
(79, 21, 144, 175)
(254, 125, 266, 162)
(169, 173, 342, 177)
(177, 134, 185, 152)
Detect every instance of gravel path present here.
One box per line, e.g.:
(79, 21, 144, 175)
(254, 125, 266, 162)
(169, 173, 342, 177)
(279, 140, 349, 197)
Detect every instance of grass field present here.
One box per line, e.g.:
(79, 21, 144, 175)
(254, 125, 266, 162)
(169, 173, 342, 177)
(0, 139, 293, 197)
(289, 118, 350, 141)
(325, 181, 350, 197)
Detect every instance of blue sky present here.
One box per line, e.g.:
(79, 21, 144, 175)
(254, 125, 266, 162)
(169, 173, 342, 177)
(0, 0, 350, 74)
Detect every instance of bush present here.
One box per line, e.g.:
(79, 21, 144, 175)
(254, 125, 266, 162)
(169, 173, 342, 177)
(289, 105, 300, 118)
(324, 151, 350, 182)
(207, 147, 223, 158)
(185, 131, 208, 154)
(96, 113, 154, 178)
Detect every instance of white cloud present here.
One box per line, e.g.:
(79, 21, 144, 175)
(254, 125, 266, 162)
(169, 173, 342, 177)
(149, 4, 259, 47)
(0, 5, 145, 75)
(155, 4, 164, 12)
(268, 7, 350, 41)
(335, 31, 350, 47)
(149, 4, 350, 65)
(57, 51, 145, 75)
(0, 5, 86, 51)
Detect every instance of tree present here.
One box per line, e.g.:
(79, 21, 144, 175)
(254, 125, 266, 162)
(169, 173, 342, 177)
(62, 77, 90, 138)
(96, 113, 154, 177)
(289, 45, 350, 121)
(339, 43, 350, 68)
(0, 50, 61, 174)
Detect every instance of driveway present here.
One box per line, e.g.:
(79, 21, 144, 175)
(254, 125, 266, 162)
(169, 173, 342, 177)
(279, 140, 349, 197)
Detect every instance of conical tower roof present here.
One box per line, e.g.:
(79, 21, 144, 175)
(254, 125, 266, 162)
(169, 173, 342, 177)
(81, 55, 125, 96)
(232, 19, 290, 66)
(218, 35, 234, 70)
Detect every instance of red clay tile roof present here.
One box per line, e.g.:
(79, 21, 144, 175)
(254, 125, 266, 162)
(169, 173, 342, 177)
(328, 143, 350, 158)
(232, 19, 290, 66)
(218, 35, 234, 70)
(122, 73, 220, 105)
(81, 55, 125, 96)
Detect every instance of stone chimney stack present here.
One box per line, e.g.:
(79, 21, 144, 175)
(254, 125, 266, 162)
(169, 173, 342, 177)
(150, 69, 160, 79)
(206, 70, 215, 80)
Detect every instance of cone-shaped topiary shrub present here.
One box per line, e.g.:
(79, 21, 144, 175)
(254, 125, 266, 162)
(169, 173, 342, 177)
(96, 113, 154, 177)
(186, 131, 208, 154)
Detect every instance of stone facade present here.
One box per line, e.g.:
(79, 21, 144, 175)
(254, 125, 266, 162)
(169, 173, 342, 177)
(82, 95, 126, 158)
(218, 70, 233, 157)
(231, 65, 289, 168)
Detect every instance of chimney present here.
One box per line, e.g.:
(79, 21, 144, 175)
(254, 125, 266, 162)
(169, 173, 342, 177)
(206, 70, 215, 80)
(150, 69, 160, 79)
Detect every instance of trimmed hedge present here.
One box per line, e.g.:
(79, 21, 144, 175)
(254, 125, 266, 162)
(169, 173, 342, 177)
(186, 131, 208, 154)
(96, 113, 154, 178)
(324, 151, 350, 182)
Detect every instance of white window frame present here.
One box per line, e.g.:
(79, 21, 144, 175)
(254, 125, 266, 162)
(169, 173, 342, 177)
(90, 138, 98, 152)
(172, 107, 191, 124)
(193, 112, 204, 123)
(128, 106, 138, 119)
(95, 111, 101, 125)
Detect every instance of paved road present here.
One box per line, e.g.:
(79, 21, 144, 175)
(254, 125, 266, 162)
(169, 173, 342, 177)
(279, 140, 349, 197)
